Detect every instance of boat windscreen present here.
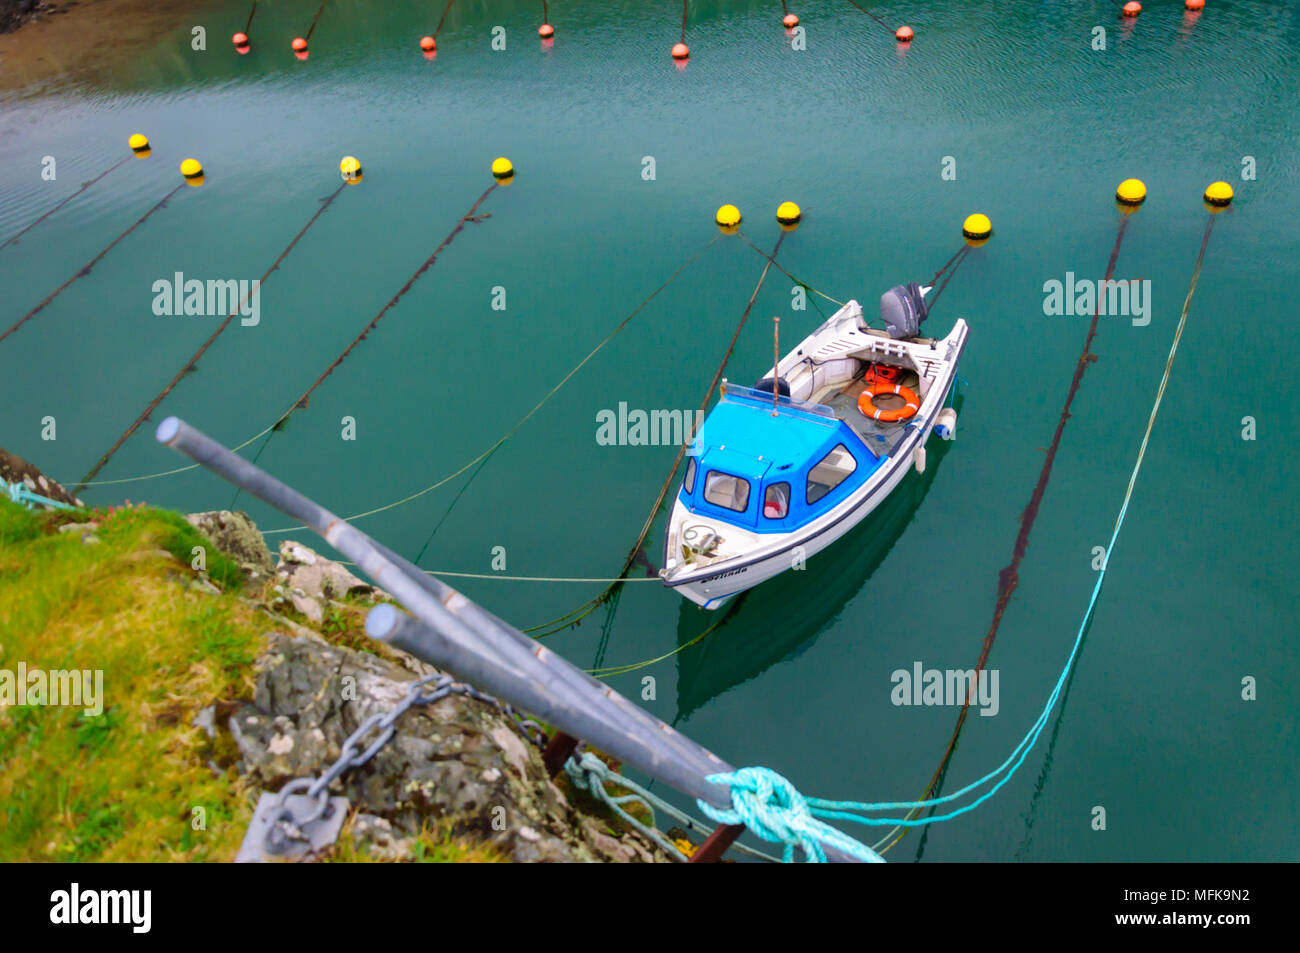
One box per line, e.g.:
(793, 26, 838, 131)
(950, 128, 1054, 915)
(720, 381, 836, 420)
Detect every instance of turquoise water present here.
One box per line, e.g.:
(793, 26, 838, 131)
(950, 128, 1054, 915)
(3, 0, 1297, 861)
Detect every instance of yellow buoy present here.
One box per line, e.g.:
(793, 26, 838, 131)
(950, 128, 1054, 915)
(492, 156, 515, 183)
(339, 155, 363, 184)
(715, 204, 741, 235)
(1203, 181, 1234, 208)
(962, 212, 992, 243)
(128, 133, 151, 157)
(180, 158, 205, 186)
(1116, 178, 1147, 206)
(776, 201, 801, 230)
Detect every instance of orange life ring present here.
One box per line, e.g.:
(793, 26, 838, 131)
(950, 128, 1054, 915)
(857, 381, 920, 422)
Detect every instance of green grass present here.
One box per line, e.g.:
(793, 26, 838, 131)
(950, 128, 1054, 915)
(0, 496, 271, 861)
(0, 496, 515, 862)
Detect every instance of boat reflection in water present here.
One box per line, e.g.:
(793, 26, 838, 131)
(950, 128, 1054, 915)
(672, 405, 960, 723)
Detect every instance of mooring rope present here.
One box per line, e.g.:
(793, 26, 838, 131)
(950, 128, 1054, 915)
(1, 184, 185, 347)
(0, 155, 133, 251)
(923, 245, 970, 312)
(432, 0, 457, 39)
(737, 231, 846, 308)
(526, 230, 788, 637)
(587, 613, 727, 677)
(704, 211, 1223, 862)
(410, 438, 497, 565)
(874, 213, 1132, 854)
(73, 184, 350, 494)
(303, 0, 329, 41)
(242, 0, 258, 35)
(564, 751, 782, 862)
(331, 558, 662, 584)
(844, 0, 894, 33)
(681, 0, 689, 43)
(223, 183, 497, 508)
(251, 234, 721, 534)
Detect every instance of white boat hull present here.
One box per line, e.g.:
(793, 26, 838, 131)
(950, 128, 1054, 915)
(662, 317, 968, 608)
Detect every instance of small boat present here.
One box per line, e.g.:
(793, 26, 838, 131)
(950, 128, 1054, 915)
(660, 283, 969, 609)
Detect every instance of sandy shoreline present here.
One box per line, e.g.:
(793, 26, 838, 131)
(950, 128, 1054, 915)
(0, 0, 223, 94)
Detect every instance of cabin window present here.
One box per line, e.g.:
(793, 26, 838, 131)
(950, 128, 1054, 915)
(807, 444, 857, 504)
(703, 471, 750, 513)
(763, 483, 790, 519)
(684, 458, 697, 494)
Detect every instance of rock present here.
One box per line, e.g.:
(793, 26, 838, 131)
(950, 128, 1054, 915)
(57, 522, 98, 534)
(0, 447, 82, 507)
(353, 814, 414, 861)
(185, 511, 275, 579)
(289, 590, 324, 623)
(274, 541, 391, 621)
(192, 705, 217, 739)
(228, 632, 673, 863)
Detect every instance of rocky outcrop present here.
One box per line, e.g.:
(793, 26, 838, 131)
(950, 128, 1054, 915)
(268, 539, 392, 623)
(0, 446, 82, 506)
(185, 510, 275, 583)
(229, 630, 670, 863)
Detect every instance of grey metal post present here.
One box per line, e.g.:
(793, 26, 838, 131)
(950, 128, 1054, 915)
(154, 416, 871, 862)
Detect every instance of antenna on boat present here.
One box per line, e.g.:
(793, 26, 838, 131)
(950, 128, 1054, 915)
(771, 316, 781, 416)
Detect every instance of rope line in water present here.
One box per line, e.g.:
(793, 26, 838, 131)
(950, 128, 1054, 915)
(332, 558, 662, 584)
(252, 234, 722, 535)
(923, 245, 970, 312)
(242, 0, 258, 35)
(844, 0, 893, 33)
(73, 184, 349, 494)
(411, 443, 498, 565)
(304, 0, 329, 41)
(226, 184, 497, 505)
(1, 184, 185, 347)
(433, 0, 456, 38)
(587, 613, 726, 677)
(681, 0, 689, 43)
(707, 212, 1222, 862)
(0, 155, 132, 251)
(527, 229, 788, 637)
(737, 232, 846, 307)
(926, 243, 967, 289)
(874, 213, 1131, 854)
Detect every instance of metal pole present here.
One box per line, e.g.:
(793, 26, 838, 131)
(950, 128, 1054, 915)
(154, 416, 871, 862)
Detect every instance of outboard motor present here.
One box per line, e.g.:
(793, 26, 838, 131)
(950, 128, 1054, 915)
(880, 282, 930, 339)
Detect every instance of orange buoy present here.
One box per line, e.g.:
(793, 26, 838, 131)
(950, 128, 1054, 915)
(783, 14, 799, 28)
(1185, 0, 1204, 8)
(672, 42, 689, 59)
(420, 35, 436, 51)
(895, 25, 914, 42)
(232, 32, 249, 46)
(539, 23, 554, 39)
(1123, 2, 1141, 16)
(291, 37, 308, 52)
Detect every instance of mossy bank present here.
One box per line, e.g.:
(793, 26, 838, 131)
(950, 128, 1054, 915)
(0, 471, 676, 863)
